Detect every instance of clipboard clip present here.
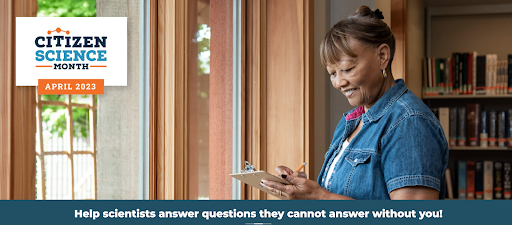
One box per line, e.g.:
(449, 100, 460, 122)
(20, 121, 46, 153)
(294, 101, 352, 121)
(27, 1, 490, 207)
(241, 161, 255, 173)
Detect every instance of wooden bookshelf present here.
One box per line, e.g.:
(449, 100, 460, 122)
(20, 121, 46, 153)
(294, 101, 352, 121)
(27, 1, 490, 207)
(423, 95, 512, 99)
(450, 146, 511, 151)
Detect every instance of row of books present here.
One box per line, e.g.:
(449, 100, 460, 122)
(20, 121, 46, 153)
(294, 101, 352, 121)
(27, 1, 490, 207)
(446, 161, 511, 200)
(431, 105, 512, 147)
(423, 53, 512, 96)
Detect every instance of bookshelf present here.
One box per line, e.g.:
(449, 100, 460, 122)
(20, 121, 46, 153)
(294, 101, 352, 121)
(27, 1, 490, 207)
(423, 95, 512, 99)
(422, 2, 512, 200)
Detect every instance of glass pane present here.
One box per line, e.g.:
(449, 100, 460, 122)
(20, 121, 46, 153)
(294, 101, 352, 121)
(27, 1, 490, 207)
(188, 0, 210, 200)
(41, 105, 69, 152)
(72, 106, 92, 151)
(44, 155, 72, 199)
(71, 94, 94, 105)
(73, 154, 94, 199)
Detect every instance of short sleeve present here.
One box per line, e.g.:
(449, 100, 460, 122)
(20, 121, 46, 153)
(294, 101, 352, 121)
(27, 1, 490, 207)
(380, 115, 448, 194)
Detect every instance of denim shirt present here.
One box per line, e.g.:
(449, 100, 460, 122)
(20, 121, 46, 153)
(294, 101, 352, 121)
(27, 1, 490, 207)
(317, 79, 449, 200)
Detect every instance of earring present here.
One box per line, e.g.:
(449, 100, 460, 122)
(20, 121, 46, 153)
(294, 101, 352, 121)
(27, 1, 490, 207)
(382, 69, 387, 78)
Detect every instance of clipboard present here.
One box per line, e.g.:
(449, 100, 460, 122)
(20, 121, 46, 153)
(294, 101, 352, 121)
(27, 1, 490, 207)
(230, 161, 290, 199)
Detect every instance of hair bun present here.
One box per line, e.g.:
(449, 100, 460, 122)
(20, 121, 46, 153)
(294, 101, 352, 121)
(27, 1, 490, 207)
(373, 9, 384, 19)
(352, 5, 384, 20)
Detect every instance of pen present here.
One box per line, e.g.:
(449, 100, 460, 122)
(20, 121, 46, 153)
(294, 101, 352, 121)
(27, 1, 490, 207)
(296, 162, 307, 172)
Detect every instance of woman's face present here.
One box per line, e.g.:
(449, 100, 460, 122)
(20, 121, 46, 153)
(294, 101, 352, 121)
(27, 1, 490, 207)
(326, 37, 388, 110)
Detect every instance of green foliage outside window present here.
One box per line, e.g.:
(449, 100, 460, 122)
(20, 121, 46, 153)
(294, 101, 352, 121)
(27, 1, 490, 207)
(38, 0, 96, 17)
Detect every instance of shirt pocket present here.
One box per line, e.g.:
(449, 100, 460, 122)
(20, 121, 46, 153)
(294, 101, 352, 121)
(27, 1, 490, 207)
(345, 152, 371, 167)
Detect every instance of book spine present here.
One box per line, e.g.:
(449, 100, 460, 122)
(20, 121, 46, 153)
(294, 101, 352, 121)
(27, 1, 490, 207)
(449, 107, 458, 146)
(466, 161, 476, 199)
(468, 52, 473, 94)
(484, 160, 494, 200)
(486, 55, 491, 95)
(475, 161, 484, 199)
(458, 107, 467, 146)
(476, 56, 486, 95)
(436, 58, 441, 95)
(458, 161, 466, 199)
(493, 54, 498, 95)
(489, 111, 497, 147)
(498, 111, 506, 147)
(461, 53, 467, 94)
(423, 58, 427, 96)
(481, 110, 488, 148)
(494, 161, 503, 199)
(466, 104, 480, 146)
(473, 51, 477, 95)
(454, 53, 460, 94)
(504, 162, 511, 200)
(508, 54, 512, 94)
(439, 107, 450, 143)
(449, 57, 454, 94)
(446, 168, 454, 199)
(508, 109, 512, 147)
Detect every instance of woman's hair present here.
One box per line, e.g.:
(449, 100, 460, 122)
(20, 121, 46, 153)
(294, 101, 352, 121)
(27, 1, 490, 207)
(320, 5, 395, 68)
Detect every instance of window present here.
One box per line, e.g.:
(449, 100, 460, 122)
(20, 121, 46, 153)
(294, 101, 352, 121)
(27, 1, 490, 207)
(35, 94, 97, 199)
(35, 0, 97, 200)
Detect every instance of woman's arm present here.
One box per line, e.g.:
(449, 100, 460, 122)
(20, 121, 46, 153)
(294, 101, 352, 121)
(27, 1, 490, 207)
(389, 186, 439, 200)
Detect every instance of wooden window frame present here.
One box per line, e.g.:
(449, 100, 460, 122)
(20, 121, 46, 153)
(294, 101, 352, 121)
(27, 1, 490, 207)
(35, 94, 97, 200)
(149, 0, 190, 200)
(0, 0, 38, 200)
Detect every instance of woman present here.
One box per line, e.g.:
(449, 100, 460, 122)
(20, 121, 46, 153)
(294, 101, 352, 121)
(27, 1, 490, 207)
(260, 6, 449, 200)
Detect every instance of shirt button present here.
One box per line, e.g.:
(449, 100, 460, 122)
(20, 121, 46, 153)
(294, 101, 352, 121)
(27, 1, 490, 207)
(354, 159, 358, 163)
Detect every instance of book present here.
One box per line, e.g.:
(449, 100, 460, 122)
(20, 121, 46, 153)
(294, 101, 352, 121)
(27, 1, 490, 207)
(472, 51, 477, 95)
(458, 107, 466, 146)
(449, 107, 458, 146)
(494, 161, 503, 199)
(504, 162, 511, 200)
(467, 52, 473, 94)
(480, 110, 488, 148)
(486, 55, 492, 95)
(498, 111, 506, 147)
(466, 104, 480, 146)
(466, 161, 475, 199)
(489, 111, 497, 147)
(461, 53, 467, 94)
(446, 168, 454, 199)
(484, 160, 493, 200)
(438, 107, 449, 142)
(508, 109, 512, 147)
(508, 54, 512, 94)
(458, 161, 466, 199)
(475, 161, 484, 199)
(476, 55, 486, 95)
(454, 53, 460, 94)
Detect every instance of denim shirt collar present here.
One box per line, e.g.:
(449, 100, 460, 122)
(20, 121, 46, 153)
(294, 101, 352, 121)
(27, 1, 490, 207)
(344, 79, 408, 123)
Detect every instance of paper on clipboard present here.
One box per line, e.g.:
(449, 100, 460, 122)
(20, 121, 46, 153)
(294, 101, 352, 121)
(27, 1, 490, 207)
(229, 162, 290, 199)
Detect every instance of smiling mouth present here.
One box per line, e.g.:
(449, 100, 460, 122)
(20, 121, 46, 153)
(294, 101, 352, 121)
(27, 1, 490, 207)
(342, 88, 357, 97)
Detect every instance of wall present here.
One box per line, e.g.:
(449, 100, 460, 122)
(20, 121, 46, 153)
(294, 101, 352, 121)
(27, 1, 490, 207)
(406, 0, 425, 98)
(329, 0, 375, 138)
(96, 0, 139, 199)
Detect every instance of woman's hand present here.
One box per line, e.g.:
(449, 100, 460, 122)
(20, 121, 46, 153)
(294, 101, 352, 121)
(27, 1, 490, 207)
(260, 166, 330, 200)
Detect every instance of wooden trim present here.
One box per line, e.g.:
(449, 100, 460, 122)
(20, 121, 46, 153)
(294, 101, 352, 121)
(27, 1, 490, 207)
(240, 0, 246, 200)
(391, 0, 407, 81)
(0, 0, 37, 200)
(36, 94, 46, 199)
(90, 96, 97, 200)
(150, 0, 190, 200)
(67, 96, 75, 199)
(243, 0, 267, 200)
(303, 0, 314, 177)
(149, 0, 157, 200)
(0, 0, 14, 200)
